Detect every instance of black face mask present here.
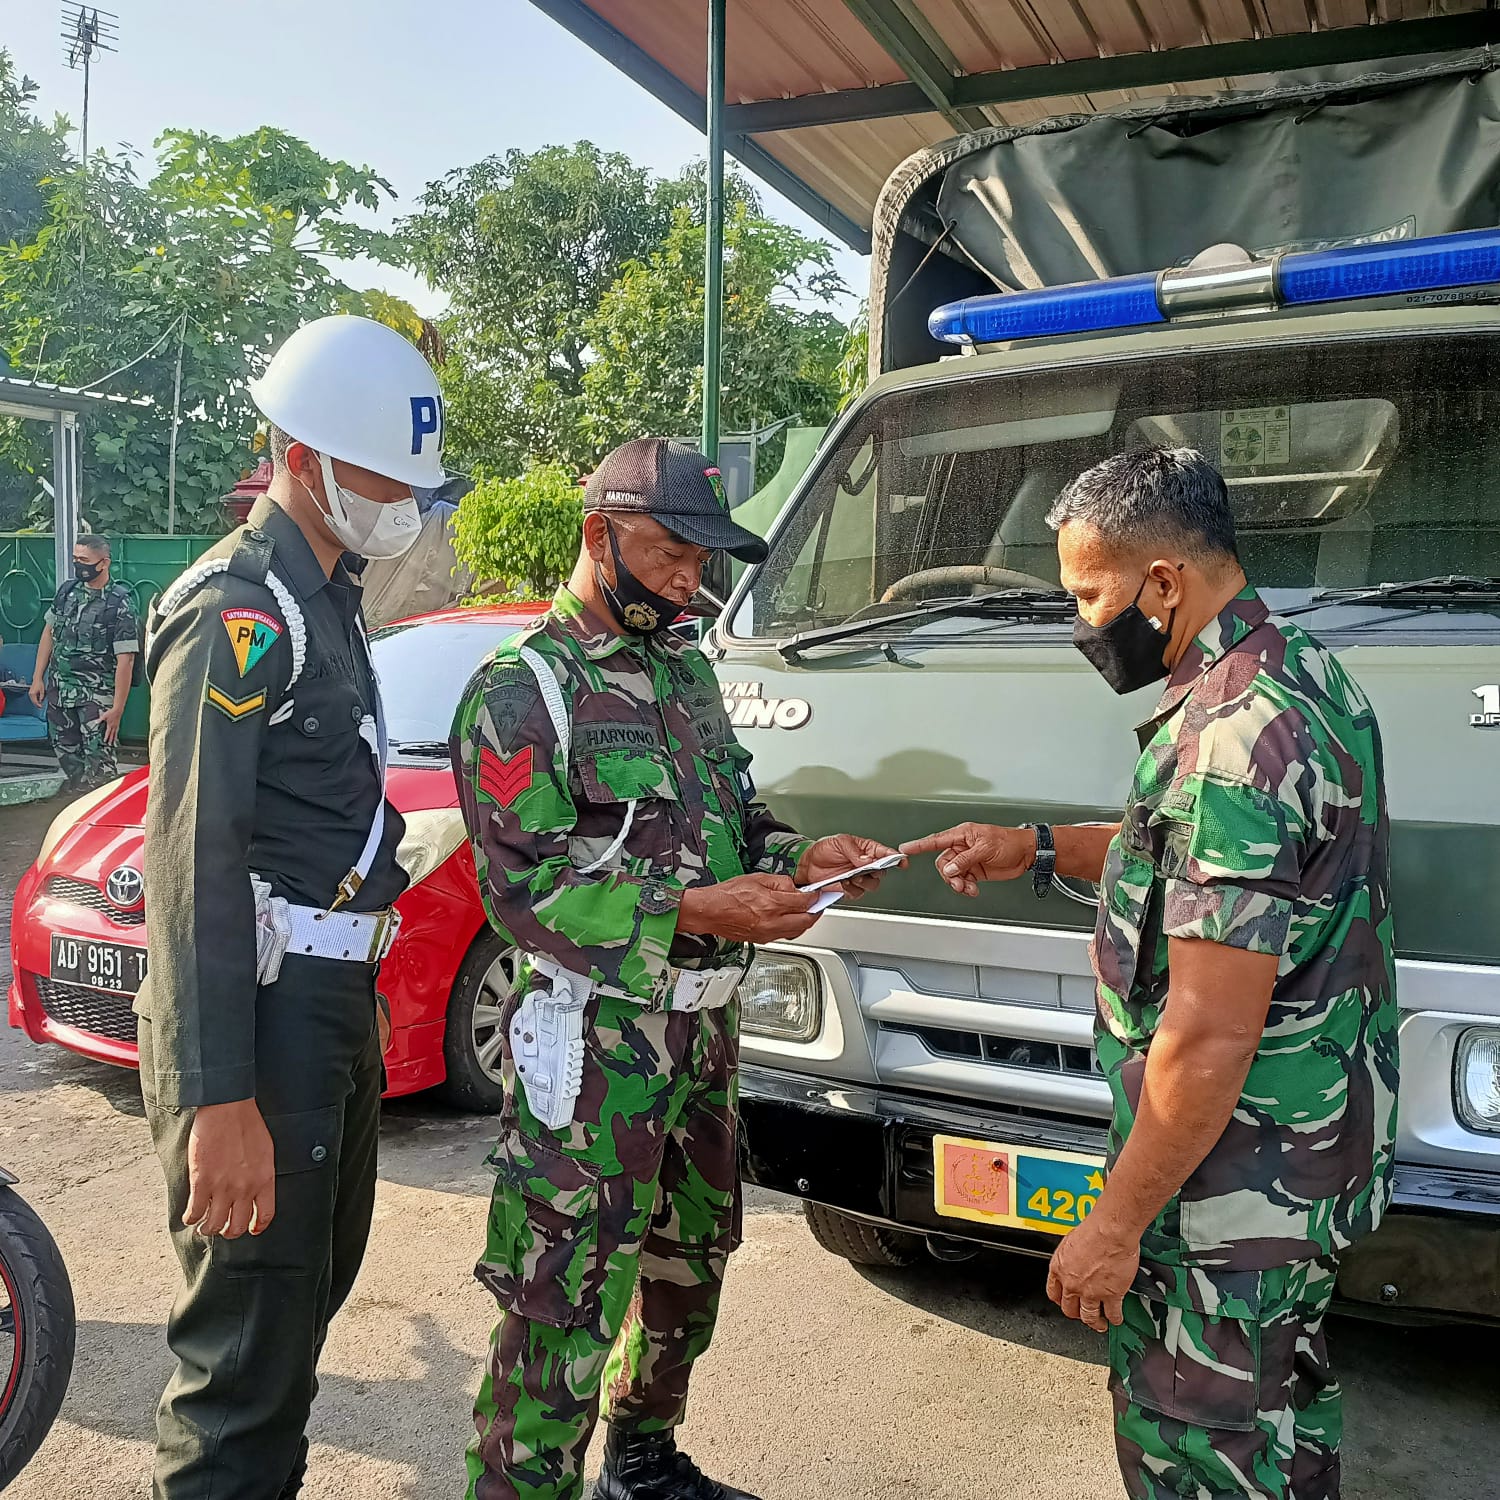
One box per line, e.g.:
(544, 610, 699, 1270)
(73, 560, 102, 584)
(1072, 571, 1178, 695)
(597, 520, 680, 636)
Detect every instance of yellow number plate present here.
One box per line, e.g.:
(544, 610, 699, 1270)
(933, 1134, 1106, 1236)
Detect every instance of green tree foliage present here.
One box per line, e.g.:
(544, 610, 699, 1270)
(404, 146, 850, 476)
(0, 109, 411, 533)
(580, 200, 848, 455)
(453, 462, 582, 600)
(402, 143, 685, 476)
(0, 51, 70, 250)
(837, 302, 869, 411)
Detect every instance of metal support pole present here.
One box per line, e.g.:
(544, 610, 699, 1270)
(167, 313, 185, 535)
(52, 412, 80, 590)
(700, 0, 726, 464)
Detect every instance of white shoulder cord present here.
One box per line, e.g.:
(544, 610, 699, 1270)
(517, 645, 635, 874)
(150, 557, 308, 691)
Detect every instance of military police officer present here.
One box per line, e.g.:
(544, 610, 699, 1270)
(28, 532, 139, 792)
(137, 315, 443, 1500)
(452, 438, 900, 1500)
(906, 449, 1397, 1500)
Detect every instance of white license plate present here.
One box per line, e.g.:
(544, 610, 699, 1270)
(50, 935, 147, 996)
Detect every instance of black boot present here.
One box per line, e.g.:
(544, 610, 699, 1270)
(596, 1427, 761, 1500)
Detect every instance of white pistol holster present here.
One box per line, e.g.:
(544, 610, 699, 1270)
(511, 955, 591, 1132)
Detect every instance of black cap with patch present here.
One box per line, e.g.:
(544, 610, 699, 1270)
(583, 437, 768, 564)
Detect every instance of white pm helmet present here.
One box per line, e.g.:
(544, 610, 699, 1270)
(248, 315, 446, 490)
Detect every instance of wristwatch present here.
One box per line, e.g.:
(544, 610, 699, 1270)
(1021, 822, 1055, 899)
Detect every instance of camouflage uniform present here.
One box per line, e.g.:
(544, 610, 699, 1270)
(44, 577, 139, 787)
(450, 585, 811, 1500)
(1092, 587, 1398, 1499)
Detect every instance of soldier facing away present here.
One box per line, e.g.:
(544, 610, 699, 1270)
(28, 533, 139, 792)
(451, 437, 901, 1500)
(905, 448, 1397, 1500)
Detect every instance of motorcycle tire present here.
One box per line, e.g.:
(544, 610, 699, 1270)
(0, 1185, 75, 1491)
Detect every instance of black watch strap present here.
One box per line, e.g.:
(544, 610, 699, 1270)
(1022, 822, 1055, 899)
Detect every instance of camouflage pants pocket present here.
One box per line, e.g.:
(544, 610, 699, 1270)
(478, 1129, 603, 1331)
(1109, 1262, 1263, 1433)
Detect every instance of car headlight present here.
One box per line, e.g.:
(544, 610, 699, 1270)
(1455, 1027, 1500, 1135)
(740, 953, 822, 1042)
(36, 777, 125, 866)
(394, 807, 469, 888)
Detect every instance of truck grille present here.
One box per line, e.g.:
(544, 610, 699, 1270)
(33, 976, 139, 1044)
(44, 876, 145, 927)
(881, 1023, 1098, 1078)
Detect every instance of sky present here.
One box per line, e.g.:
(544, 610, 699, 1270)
(6, 0, 867, 314)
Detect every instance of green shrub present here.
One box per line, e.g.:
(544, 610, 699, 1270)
(454, 462, 582, 601)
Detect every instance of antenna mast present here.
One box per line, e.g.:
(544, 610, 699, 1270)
(62, 4, 118, 167)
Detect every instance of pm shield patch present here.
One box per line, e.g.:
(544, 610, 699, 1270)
(221, 608, 282, 678)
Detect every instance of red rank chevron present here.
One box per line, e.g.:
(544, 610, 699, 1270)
(478, 745, 534, 808)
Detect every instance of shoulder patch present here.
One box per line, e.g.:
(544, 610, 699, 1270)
(482, 662, 543, 754)
(221, 608, 283, 677)
(205, 682, 267, 721)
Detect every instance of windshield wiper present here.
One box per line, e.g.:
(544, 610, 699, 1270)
(392, 739, 451, 758)
(778, 588, 1071, 660)
(1284, 575, 1500, 617)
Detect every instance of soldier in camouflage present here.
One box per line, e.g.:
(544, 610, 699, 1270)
(451, 437, 899, 1500)
(905, 448, 1397, 1500)
(28, 533, 139, 792)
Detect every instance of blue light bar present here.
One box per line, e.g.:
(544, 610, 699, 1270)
(1277, 226, 1500, 306)
(928, 225, 1500, 347)
(928, 271, 1164, 345)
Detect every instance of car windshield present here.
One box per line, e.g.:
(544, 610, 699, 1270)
(732, 331, 1500, 639)
(371, 617, 526, 749)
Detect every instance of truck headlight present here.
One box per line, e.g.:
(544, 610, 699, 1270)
(1455, 1028, 1500, 1134)
(740, 953, 822, 1042)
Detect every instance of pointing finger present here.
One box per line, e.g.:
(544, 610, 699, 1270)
(899, 830, 963, 856)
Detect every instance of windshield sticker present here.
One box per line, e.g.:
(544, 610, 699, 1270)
(1220, 407, 1290, 468)
(1473, 685, 1500, 728)
(721, 682, 812, 731)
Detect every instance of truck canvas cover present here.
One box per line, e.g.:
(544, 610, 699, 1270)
(871, 51, 1500, 375)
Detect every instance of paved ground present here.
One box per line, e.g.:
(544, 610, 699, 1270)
(1, 795, 1494, 1499)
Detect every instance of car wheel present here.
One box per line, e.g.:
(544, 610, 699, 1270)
(802, 1201, 924, 1268)
(438, 930, 517, 1113)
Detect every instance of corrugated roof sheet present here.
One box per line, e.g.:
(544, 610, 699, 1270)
(0, 375, 148, 414)
(532, 0, 1495, 248)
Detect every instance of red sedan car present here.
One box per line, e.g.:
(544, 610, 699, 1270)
(7, 604, 537, 1112)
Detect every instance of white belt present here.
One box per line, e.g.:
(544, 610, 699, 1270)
(665, 963, 745, 1012)
(286, 904, 401, 965)
(538, 957, 746, 1014)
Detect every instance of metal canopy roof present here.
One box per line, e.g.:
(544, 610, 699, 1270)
(0, 373, 145, 423)
(528, 0, 1500, 253)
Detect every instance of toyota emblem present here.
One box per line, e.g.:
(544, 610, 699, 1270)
(105, 865, 144, 911)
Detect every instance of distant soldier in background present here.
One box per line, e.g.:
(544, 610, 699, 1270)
(29, 533, 139, 792)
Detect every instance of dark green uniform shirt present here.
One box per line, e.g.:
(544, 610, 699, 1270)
(46, 578, 139, 706)
(138, 498, 407, 1109)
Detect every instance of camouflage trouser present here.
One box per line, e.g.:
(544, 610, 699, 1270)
(468, 992, 741, 1500)
(1110, 1257, 1342, 1500)
(46, 686, 116, 788)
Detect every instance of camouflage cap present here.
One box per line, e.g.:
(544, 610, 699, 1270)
(583, 438, 768, 564)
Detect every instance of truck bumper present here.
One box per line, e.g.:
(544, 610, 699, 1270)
(738, 1063, 1500, 1325)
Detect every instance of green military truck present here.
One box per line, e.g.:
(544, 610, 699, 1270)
(713, 57, 1500, 1323)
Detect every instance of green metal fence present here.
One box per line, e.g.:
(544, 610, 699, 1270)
(0, 533, 219, 742)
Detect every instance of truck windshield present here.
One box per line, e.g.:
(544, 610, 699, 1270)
(733, 332, 1500, 639)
